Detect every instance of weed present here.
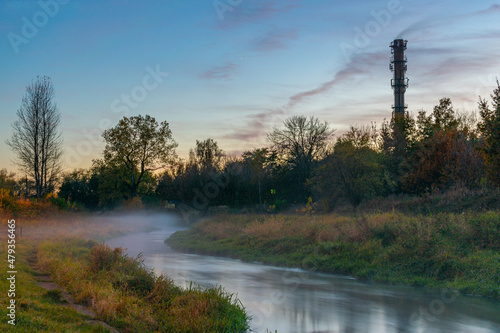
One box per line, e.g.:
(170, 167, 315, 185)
(43, 289, 67, 304)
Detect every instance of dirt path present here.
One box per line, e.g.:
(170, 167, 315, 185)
(28, 250, 120, 333)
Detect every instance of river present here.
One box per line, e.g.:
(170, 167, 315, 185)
(106, 213, 500, 333)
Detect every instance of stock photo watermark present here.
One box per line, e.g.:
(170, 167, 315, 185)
(178, 171, 231, 225)
(7, 0, 70, 54)
(213, 0, 244, 21)
(248, 242, 328, 329)
(6, 219, 17, 326)
(409, 288, 459, 326)
(475, 74, 499, 98)
(340, 0, 407, 61)
(66, 64, 169, 166)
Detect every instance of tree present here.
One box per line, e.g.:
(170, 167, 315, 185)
(478, 80, 500, 186)
(403, 98, 484, 192)
(311, 126, 384, 209)
(267, 115, 334, 200)
(102, 114, 177, 197)
(0, 169, 18, 195)
(192, 138, 224, 172)
(6, 76, 63, 198)
(402, 129, 484, 192)
(58, 169, 100, 210)
(431, 98, 459, 133)
(92, 159, 131, 208)
(381, 113, 416, 193)
(242, 148, 270, 206)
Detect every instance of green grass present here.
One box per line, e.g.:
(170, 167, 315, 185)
(0, 212, 249, 332)
(0, 242, 112, 332)
(167, 211, 500, 298)
(36, 239, 249, 333)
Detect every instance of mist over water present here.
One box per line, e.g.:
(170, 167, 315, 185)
(106, 213, 500, 333)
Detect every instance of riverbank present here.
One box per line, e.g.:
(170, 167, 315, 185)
(167, 211, 500, 298)
(0, 212, 249, 332)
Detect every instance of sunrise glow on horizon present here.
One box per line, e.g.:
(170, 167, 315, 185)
(1, 0, 500, 172)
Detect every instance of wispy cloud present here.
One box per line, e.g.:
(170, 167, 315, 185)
(397, 4, 500, 39)
(282, 52, 386, 111)
(415, 53, 500, 97)
(200, 62, 238, 80)
(396, 18, 439, 39)
(215, 0, 302, 29)
(252, 28, 298, 52)
(475, 4, 500, 15)
(223, 108, 285, 142)
(221, 51, 387, 143)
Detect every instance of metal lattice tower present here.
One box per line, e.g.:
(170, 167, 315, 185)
(390, 39, 409, 118)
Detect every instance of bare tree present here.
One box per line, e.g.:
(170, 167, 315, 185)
(268, 115, 334, 181)
(6, 76, 63, 198)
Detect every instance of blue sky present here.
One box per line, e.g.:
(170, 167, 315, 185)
(1, 0, 500, 172)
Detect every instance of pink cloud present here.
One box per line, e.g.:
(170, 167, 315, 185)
(215, 0, 302, 30)
(223, 108, 285, 142)
(283, 52, 386, 111)
(252, 28, 298, 52)
(200, 63, 238, 80)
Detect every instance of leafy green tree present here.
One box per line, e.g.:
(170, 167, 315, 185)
(91, 160, 129, 209)
(193, 138, 224, 172)
(156, 168, 178, 202)
(188, 138, 225, 194)
(478, 80, 500, 185)
(430, 98, 460, 133)
(58, 169, 99, 210)
(381, 113, 416, 193)
(102, 115, 177, 197)
(241, 148, 270, 206)
(218, 157, 251, 208)
(157, 139, 227, 213)
(311, 126, 384, 209)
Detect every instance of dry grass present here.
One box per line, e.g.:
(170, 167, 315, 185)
(201, 212, 410, 244)
(169, 210, 500, 297)
(0, 198, 250, 332)
(36, 240, 248, 332)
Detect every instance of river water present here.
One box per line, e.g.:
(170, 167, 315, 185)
(106, 213, 500, 333)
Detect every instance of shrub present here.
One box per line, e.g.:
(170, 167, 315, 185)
(49, 196, 69, 210)
(123, 197, 144, 210)
(89, 244, 125, 273)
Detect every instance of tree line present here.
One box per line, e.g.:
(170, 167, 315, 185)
(3, 76, 500, 214)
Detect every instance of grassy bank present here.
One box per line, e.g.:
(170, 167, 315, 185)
(0, 240, 111, 332)
(36, 239, 248, 332)
(0, 212, 249, 332)
(167, 211, 500, 298)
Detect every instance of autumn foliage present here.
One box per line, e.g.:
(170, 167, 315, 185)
(3, 84, 500, 212)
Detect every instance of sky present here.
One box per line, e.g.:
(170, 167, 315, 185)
(1, 0, 500, 173)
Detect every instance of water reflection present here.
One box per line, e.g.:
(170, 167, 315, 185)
(106, 213, 500, 333)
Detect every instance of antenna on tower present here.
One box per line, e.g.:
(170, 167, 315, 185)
(390, 39, 409, 118)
